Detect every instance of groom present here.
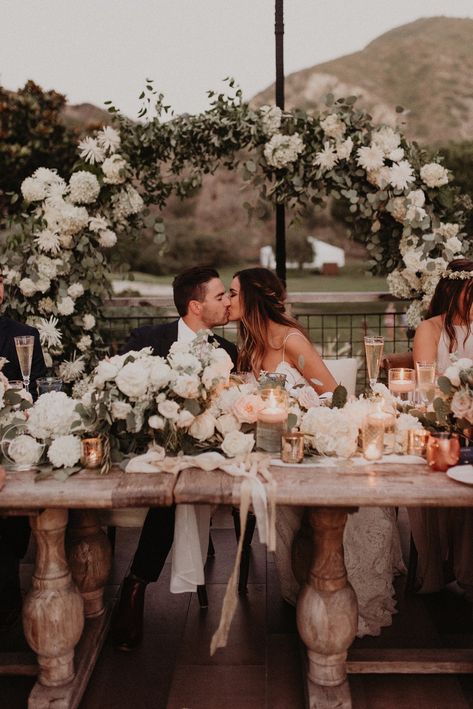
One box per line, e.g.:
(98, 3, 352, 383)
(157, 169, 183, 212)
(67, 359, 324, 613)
(113, 266, 237, 650)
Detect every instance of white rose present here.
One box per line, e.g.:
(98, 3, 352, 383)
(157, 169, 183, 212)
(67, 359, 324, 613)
(420, 162, 449, 188)
(83, 314, 96, 330)
(170, 351, 202, 372)
(158, 399, 180, 421)
(176, 409, 195, 428)
(202, 363, 229, 390)
(216, 413, 240, 436)
(8, 435, 43, 465)
(93, 358, 121, 387)
(296, 385, 321, 410)
(111, 400, 132, 420)
(189, 411, 216, 441)
(57, 296, 75, 316)
(102, 155, 127, 184)
(171, 373, 200, 398)
(149, 358, 172, 389)
(444, 365, 461, 387)
(68, 283, 84, 299)
(116, 361, 150, 399)
(19, 278, 37, 297)
(69, 171, 101, 204)
(221, 430, 255, 458)
(148, 415, 165, 430)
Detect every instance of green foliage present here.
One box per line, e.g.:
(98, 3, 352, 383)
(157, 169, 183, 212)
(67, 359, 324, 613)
(331, 385, 348, 409)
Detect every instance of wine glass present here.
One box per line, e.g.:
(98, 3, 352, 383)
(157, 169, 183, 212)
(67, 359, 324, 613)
(14, 335, 34, 393)
(364, 336, 384, 390)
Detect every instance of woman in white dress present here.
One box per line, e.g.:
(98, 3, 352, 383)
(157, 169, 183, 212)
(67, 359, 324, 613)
(411, 258, 473, 597)
(228, 267, 405, 637)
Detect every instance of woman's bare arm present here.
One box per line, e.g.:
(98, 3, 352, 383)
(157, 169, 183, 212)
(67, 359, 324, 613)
(285, 333, 337, 393)
(413, 318, 440, 365)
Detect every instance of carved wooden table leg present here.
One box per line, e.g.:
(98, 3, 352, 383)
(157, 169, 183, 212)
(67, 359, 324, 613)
(296, 507, 358, 709)
(23, 508, 84, 687)
(66, 510, 112, 618)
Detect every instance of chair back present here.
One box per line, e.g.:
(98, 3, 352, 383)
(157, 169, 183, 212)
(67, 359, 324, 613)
(322, 357, 358, 397)
(382, 352, 414, 372)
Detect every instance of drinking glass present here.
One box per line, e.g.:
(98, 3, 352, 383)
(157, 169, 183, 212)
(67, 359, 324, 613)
(388, 367, 416, 402)
(416, 361, 436, 405)
(36, 377, 63, 396)
(364, 336, 384, 390)
(14, 335, 34, 393)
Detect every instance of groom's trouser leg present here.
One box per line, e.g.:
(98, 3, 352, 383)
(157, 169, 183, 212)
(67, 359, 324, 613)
(130, 504, 176, 583)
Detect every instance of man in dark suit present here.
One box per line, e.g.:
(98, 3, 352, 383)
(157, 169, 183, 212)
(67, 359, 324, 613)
(113, 266, 237, 650)
(0, 273, 47, 630)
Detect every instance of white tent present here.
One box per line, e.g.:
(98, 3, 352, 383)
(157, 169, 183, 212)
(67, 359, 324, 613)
(259, 238, 345, 271)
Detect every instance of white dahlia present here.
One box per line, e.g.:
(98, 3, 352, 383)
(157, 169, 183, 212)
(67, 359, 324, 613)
(314, 142, 338, 170)
(97, 126, 121, 153)
(59, 356, 86, 383)
(34, 229, 61, 254)
(78, 137, 105, 165)
(389, 160, 415, 190)
(356, 144, 385, 171)
(36, 316, 62, 348)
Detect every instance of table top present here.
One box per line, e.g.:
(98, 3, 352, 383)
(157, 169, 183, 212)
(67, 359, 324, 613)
(2, 461, 473, 511)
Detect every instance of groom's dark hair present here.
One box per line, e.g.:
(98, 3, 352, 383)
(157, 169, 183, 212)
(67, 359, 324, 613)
(173, 266, 220, 317)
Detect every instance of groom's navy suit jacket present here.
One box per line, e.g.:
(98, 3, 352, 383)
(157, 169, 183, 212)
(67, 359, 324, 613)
(121, 319, 237, 583)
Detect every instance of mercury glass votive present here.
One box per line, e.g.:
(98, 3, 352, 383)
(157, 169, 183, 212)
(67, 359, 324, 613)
(256, 387, 288, 453)
(426, 432, 460, 472)
(370, 406, 396, 454)
(388, 367, 416, 402)
(362, 414, 385, 461)
(407, 429, 430, 457)
(281, 432, 305, 464)
(81, 436, 104, 469)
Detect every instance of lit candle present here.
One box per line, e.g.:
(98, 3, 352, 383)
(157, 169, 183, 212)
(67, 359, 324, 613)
(388, 367, 416, 402)
(257, 388, 288, 453)
(362, 414, 384, 461)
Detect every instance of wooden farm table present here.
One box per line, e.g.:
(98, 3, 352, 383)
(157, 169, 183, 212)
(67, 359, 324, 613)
(2, 461, 473, 708)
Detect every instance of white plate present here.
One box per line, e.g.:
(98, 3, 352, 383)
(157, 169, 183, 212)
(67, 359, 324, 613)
(447, 465, 473, 485)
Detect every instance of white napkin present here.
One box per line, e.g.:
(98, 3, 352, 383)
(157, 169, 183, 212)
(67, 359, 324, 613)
(352, 453, 425, 466)
(170, 504, 211, 593)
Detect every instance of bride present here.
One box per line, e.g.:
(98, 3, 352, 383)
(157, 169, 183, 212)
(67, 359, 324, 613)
(228, 267, 405, 636)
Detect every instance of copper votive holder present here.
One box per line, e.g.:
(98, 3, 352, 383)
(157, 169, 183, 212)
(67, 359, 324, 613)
(426, 432, 460, 472)
(407, 429, 430, 457)
(281, 432, 305, 464)
(81, 437, 104, 469)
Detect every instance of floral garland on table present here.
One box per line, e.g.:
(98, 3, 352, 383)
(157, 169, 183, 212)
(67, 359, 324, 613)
(0, 126, 144, 381)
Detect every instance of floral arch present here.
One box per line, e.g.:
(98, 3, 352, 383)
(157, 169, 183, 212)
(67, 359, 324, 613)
(2, 81, 470, 382)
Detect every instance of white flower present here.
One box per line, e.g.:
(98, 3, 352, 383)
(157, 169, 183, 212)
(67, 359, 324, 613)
(221, 430, 255, 457)
(446, 236, 463, 254)
(67, 283, 84, 299)
(170, 351, 202, 372)
(395, 413, 420, 453)
(232, 394, 264, 424)
(27, 391, 79, 439)
(93, 358, 121, 388)
(314, 142, 338, 171)
(176, 409, 195, 428)
(101, 155, 127, 185)
(98, 230, 117, 248)
(113, 186, 144, 220)
(263, 133, 304, 169)
(149, 358, 172, 389)
(202, 363, 227, 390)
(171, 373, 200, 398)
(215, 413, 240, 436)
(372, 126, 401, 155)
(420, 162, 449, 188)
(405, 205, 427, 223)
(301, 407, 358, 458)
(403, 249, 425, 272)
(21, 176, 47, 202)
(47, 435, 82, 468)
(389, 160, 415, 190)
(294, 385, 320, 410)
(259, 105, 282, 135)
(69, 171, 101, 204)
(36, 316, 62, 348)
(36, 255, 58, 280)
(388, 147, 405, 162)
(8, 435, 43, 466)
(82, 314, 95, 330)
(57, 296, 75, 316)
(435, 222, 459, 239)
(2, 268, 19, 285)
(116, 361, 150, 400)
(386, 196, 407, 222)
(407, 189, 425, 207)
(148, 414, 165, 430)
(58, 355, 86, 383)
(405, 300, 424, 329)
(77, 335, 92, 352)
(367, 166, 391, 189)
(34, 229, 61, 254)
(38, 297, 54, 314)
(97, 126, 121, 153)
(158, 399, 180, 421)
(19, 278, 37, 297)
(78, 137, 105, 164)
(89, 216, 109, 232)
(356, 144, 385, 171)
(58, 233, 73, 249)
(189, 411, 216, 442)
(320, 114, 346, 140)
(45, 201, 89, 235)
(336, 137, 353, 160)
(43, 352, 53, 368)
(111, 401, 132, 420)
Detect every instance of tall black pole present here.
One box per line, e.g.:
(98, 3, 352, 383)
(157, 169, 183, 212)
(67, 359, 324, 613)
(274, 0, 286, 284)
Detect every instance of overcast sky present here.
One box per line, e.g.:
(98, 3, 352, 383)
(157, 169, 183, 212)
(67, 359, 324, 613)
(1, 1, 473, 118)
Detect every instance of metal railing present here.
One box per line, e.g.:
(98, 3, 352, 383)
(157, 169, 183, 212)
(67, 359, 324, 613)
(100, 292, 412, 392)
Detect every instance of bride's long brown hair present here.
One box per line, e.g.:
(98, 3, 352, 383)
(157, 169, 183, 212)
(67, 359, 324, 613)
(234, 267, 307, 374)
(428, 258, 473, 351)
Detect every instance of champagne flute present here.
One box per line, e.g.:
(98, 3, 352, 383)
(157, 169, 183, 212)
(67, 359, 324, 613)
(364, 335, 384, 390)
(14, 335, 34, 393)
(416, 361, 436, 405)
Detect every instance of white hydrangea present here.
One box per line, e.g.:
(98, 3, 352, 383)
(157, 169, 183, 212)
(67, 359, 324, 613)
(263, 133, 304, 169)
(314, 142, 338, 171)
(47, 435, 82, 468)
(320, 114, 346, 140)
(259, 105, 282, 135)
(27, 391, 79, 439)
(99, 229, 117, 248)
(57, 296, 75, 316)
(405, 300, 424, 329)
(372, 126, 401, 155)
(388, 160, 415, 190)
(301, 407, 358, 458)
(102, 155, 127, 185)
(21, 176, 47, 202)
(69, 171, 101, 204)
(420, 162, 449, 188)
(45, 200, 89, 236)
(356, 144, 385, 171)
(19, 278, 37, 297)
(67, 283, 84, 299)
(78, 137, 105, 164)
(386, 271, 414, 299)
(82, 314, 95, 330)
(77, 335, 92, 352)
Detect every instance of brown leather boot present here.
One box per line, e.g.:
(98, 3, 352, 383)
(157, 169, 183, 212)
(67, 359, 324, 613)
(113, 575, 147, 651)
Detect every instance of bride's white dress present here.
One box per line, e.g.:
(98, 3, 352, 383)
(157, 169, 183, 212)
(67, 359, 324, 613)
(274, 354, 406, 637)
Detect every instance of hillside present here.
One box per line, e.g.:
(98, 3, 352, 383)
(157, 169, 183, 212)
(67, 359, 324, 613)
(254, 16, 473, 145)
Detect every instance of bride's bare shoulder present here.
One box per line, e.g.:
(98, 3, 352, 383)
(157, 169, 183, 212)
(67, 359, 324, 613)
(415, 315, 442, 339)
